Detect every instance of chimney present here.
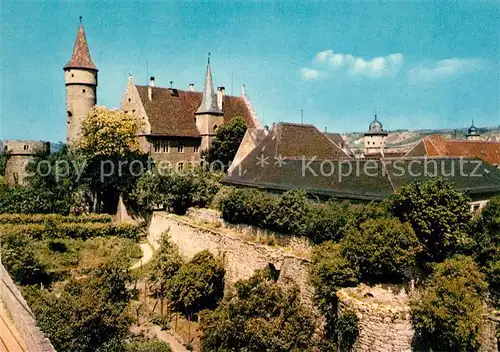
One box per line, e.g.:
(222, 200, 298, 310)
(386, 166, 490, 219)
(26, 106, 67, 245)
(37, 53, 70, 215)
(148, 76, 155, 100)
(242, 84, 246, 97)
(217, 86, 225, 111)
(189, 83, 195, 92)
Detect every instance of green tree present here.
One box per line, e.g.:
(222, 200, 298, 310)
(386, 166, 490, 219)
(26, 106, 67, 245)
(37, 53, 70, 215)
(75, 106, 148, 213)
(309, 242, 358, 347)
(149, 233, 183, 315)
(126, 340, 172, 352)
(410, 255, 488, 352)
(271, 189, 311, 235)
(307, 201, 353, 243)
(169, 250, 225, 318)
(25, 261, 132, 352)
(389, 179, 472, 266)
(203, 117, 247, 171)
(340, 218, 422, 283)
(200, 268, 315, 352)
(469, 196, 500, 304)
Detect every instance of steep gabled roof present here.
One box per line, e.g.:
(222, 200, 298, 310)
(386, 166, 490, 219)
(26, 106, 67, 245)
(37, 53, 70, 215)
(135, 86, 255, 137)
(406, 134, 500, 165)
(64, 23, 97, 71)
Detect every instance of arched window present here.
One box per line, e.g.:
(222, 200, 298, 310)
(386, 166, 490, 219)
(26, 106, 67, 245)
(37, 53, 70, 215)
(213, 124, 218, 133)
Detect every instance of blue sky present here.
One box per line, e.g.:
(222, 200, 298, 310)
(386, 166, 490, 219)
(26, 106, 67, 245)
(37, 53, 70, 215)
(1, 1, 499, 142)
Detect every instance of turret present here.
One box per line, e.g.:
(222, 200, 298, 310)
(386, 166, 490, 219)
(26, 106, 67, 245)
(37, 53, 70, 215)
(64, 16, 98, 145)
(195, 53, 223, 150)
(466, 120, 481, 141)
(364, 114, 388, 156)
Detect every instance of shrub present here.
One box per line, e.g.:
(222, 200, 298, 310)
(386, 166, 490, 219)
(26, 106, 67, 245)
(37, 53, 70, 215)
(0, 222, 139, 240)
(337, 308, 359, 351)
(340, 218, 422, 283)
(389, 179, 472, 265)
(0, 213, 112, 224)
(271, 190, 311, 235)
(410, 256, 488, 351)
(309, 242, 358, 345)
(200, 269, 315, 352)
(1, 233, 50, 285)
(126, 340, 172, 352)
(168, 250, 225, 317)
(0, 184, 71, 214)
(308, 201, 353, 243)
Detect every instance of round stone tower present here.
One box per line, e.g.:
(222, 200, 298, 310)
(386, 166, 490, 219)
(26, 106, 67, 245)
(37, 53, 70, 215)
(64, 17, 98, 145)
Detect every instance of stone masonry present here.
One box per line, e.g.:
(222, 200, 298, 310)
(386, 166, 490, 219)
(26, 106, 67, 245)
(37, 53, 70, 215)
(3, 140, 50, 185)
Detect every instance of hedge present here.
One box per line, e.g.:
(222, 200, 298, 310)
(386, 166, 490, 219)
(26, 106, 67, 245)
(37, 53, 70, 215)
(219, 188, 363, 243)
(0, 213, 113, 225)
(0, 222, 138, 240)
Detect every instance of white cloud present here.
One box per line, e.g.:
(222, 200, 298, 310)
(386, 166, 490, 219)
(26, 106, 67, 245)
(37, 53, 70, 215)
(310, 49, 404, 78)
(299, 67, 320, 80)
(408, 58, 488, 83)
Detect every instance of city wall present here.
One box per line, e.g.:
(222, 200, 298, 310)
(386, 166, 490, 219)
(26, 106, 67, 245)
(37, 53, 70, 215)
(0, 263, 56, 352)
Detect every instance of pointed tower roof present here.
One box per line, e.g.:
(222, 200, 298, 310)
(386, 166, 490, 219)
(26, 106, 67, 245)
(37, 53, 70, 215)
(64, 17, 97, 71)
(195, 54, 222, 115)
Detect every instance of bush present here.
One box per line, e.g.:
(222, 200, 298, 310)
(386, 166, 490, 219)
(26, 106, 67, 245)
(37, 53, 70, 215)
(168, 250, 225, 317)
(337, 308, 359, 351)
(0, 222, 139, 240)
(1, 233, 50, 285)
(389, 179, 472, 265)
(340, 218, 422, 283)
(308, 201, 353, 243)
(271, 190, 311, 235)
(200, 268, 315, 352)
(0, 213, 112, 224)
(126, 340, 172, 352)
(410, 256, 488, 351)
(0, 184, 71, 214)
(309, 242, 358, 345)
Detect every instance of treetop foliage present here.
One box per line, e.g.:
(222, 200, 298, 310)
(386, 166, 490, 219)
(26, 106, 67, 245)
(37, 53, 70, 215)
(203, 116, 247, 170)
(75, 106, 144, 157)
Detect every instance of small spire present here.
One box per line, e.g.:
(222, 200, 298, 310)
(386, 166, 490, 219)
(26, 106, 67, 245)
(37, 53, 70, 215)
(64, 18, 97, 71)
(196, 54, 222, 115)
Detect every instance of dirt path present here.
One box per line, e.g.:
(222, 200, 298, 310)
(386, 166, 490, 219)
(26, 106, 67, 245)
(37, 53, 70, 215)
(130, 242, 154, 270)
(130, 324, 189, 352)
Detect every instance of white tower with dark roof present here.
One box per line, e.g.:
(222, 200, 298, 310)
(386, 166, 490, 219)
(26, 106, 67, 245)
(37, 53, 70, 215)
(364, 115, 388, 156)
(64, 17, 98, 145)
(195, 54, 224, 151)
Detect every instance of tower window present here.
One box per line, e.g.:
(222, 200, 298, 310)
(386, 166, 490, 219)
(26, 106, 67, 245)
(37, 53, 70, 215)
(82, 89, 86, 93)
(178, 143, 184, 153)
(23, 145, 29, 151)
(71, 74, 74, 77)
(194, 144, 199, 153)
(213, 124, 218, 132)
(177, 163, 184, 171)
(67, 111, 72, 118)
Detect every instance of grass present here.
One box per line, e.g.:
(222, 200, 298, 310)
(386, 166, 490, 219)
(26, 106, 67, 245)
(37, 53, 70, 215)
(31, 236, 142, 278)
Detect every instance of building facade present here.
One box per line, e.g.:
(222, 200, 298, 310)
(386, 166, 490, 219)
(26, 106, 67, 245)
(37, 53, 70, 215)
(119, 57, 260, 167)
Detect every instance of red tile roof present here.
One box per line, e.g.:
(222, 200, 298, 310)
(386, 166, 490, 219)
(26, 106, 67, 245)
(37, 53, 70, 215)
(406, 135, 500, 165)
(135, 86, 255, 137)
(64, 24, 97, 71)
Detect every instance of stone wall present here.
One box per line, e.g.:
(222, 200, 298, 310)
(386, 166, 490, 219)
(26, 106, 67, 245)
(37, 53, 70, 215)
(337, 284, 414, 352)
(148, 211, 315, 307)
(337, 284, 498, 352)
(0, 263, 56, 352)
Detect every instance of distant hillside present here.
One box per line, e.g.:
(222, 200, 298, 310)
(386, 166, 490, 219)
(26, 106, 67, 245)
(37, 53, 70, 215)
(343, 126, 500, 153)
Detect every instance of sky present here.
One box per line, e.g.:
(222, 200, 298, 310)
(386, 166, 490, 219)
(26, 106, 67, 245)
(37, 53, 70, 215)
(1, 1, 499, 142)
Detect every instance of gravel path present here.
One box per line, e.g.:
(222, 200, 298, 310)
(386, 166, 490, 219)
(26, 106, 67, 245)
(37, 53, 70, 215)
(130, 242, 154, 270)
